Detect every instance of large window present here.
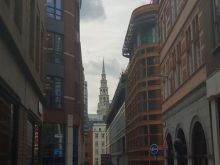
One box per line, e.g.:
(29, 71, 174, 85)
(42, 123, 65, 165)
(46, 32, 63, 64)
(137, 24, 156, 46)
(47, 0, 63, 20)
(45, 76, 63, 109)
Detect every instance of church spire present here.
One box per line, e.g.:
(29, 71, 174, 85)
(97, 60, 109, 119)
(102, 59, 105, 74)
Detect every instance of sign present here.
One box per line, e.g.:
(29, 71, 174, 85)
(150, 144, 159, 156)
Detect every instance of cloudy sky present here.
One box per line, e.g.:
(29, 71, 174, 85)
(80, 0, 151, 114)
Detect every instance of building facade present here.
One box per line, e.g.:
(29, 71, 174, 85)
(84, 81, 89, 131)
(93, 123, 107, 165)
(0, 0, 45, 164)
(84, 129, 93, 165)
(106, 73, 127, 165)
(122, 2, 164, 165)
(42, 0, 84, 165)
(205, 0, 220, 165)
(159, 0, 215, 164)
(97, 60, 110, 120)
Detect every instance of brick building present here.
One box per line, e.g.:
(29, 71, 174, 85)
(0, 0, 45, 164)
(159, 0, 216, 164)
(84, 129, 93, 165)
(122, 2, 164, 165)
(42, 0, 84, 164)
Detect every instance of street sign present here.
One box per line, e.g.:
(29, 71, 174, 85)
(150, 144, 159, 156)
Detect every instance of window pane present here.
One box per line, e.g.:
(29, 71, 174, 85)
(47, 0, 54, 7)
(56, 0, 62, 9)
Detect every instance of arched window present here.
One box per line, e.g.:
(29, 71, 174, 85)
(192, 122, 208, 165)
(174, 128, 188, 165)
(166, 133, 174, 165)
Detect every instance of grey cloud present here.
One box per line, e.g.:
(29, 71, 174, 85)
(81, 0, 106, 21)
(84, 59, 122, 78)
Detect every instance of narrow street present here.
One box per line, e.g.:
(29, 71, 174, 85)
(0, 0, 220, 165)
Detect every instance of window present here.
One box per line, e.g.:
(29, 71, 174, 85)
(99, 128, 101, 131)
(95, 149, 99, 155)
(214, 0, 220, 44)
(101, 133, 105, 138)
(148, 90, 160, 99)
(47, 0, 63, 20)
(102, 149, 105, 154)
(192, 15, 201, 68)
(95, 141, 98, 147)
(186, 26, 193, 74)
(42, 123, 65, 164)
(46, 32, 63, 64)
(95, 133, 98, 138)
(102, 141, 105, 147)
(45, 76, 63, 109)
(147, 56, 157, 66)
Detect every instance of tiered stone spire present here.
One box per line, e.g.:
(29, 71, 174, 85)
(97, 59, 109, 119)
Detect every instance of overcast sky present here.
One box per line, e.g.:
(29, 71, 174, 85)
(80, 0, 151, 114)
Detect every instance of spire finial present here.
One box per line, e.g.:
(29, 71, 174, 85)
(102, 58, 105, 74)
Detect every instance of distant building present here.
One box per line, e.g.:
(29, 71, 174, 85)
(122, 3, 164, 165)
(0, 1, 44, 164)
(106, 73, 127, 165)
(84, 129, 93, 165)
(84, 81, 89, 131)
(97, 60, 110, 120)
(93, 123, 107, 165)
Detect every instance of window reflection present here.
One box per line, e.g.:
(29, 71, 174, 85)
(47, 0, 62, 20)
(42, 123, 65, 165)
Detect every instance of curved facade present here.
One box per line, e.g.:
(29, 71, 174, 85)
(123, 3, 164, 165)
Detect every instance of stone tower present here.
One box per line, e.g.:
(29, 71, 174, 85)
(97, 60, 110, 119)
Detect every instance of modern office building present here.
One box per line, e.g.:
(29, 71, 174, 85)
(97, 60, 110, 120)
(0, 1, 45, 164)
(93, 123, 107, 165)
(106, 73, 127, 165)
(159, 0, 215, 164)
(42, 0, 84, 165)
(122, 2, 164, 165)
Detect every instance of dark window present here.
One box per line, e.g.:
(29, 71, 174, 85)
(73, 127, 78, 165)
(149, 125, 162, 134)
(147, 56, 157, 66)
(214, 0, 220, 44)
(47, 0, 63, 20)
(0, 101, 18, 165)
(192, 122, 208, 165)
(175, 129, 188, 165)
(166, 134, 174, 165)
(148, 90, 160, 99)
(45, 76, 63, 109)
(148, 101, 160, 111)
(29, 0, 35, 61)
(147, 67, 159, 76)
(42, 123, 65, 165)
(14, 0, 23, 32)
(46, 32, 63, 64)
(35, 14, 40, 73)
(148, 80, 160, 86)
